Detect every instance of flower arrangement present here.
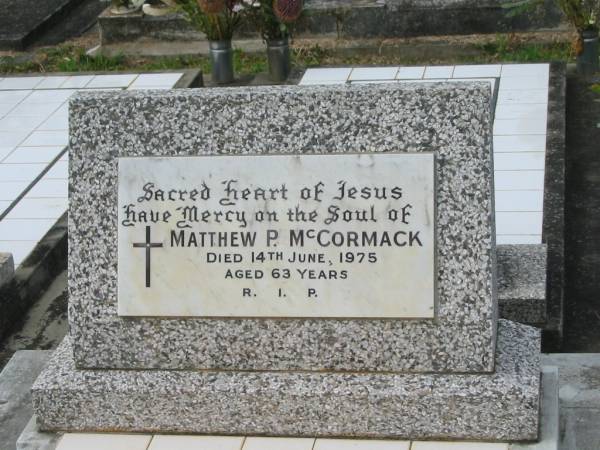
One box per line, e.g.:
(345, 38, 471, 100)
(176, 0, 243, 41)
(175, 0, 303, 82)
(556, 0, 599, 31)
(242, 0, 303, 41)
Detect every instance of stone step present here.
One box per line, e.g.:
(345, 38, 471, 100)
(497, 244, 547, 327)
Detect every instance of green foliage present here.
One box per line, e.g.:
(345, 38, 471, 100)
(0, 34, 577, 77)
(137, 55, 212, 73)
(292, 44, 327, 67)
(54, 48, 126, 72)
(233, 48, 267, 72)
(591, 83, 600, 93)
(480, 35, 573, 61)
(0, 56, 39, 73)
(557, 0, 600, 31)
(243, 0, 290, 41)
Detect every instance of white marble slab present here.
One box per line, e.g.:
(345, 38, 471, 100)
(117, 153, 436, 318)
(423, 66, 454, 78)
(298, 68, 352, 85)
(495, 170, 545, 191)
(396, 66, 425, 79)
(244, 437, 315, 450)
(452, 64, 501, 78)
(56, 433, 152, 450)
(349, 67, 400, 81)
(315, 439, 411, 450)
(493, 135, 547, 153)
(149, 435, 244, 450)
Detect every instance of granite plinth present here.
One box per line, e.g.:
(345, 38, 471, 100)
(497, 244, 547, 325)
(68, 83, 496, 373)
(32, 320, 539, 441)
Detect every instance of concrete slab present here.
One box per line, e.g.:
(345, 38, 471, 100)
(542, 353, 600, 450)
(0, 350, 51, 450)
(17, 416, 61, 450)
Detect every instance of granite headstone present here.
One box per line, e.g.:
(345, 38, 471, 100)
(32, 83, 541, 441)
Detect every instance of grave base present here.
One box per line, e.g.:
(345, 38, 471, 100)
(32, 320, 540, 442)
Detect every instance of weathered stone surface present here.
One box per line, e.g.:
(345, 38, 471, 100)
(68, 82, 496, 373)
(32, 320, 539, 441)
(16, 417, 62, 450)
(0, 351, 51, 450)
(0, 253, 14, 288)
(497, 244, 547, 326)
(0, 215, 67, 343)
(0, 0, 78, 50)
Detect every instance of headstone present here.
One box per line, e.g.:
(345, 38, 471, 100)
(0, 0, 77, 50)
(32, 83, 541, 441)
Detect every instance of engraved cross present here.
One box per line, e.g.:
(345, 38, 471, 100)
(132, 226, 163, 288)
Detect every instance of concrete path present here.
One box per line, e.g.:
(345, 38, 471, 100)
(542, 354, 600, 449)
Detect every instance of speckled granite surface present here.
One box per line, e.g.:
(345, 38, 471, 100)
(67, 83, 497, 372)
(32, 319, 539, 440)
(498, 244, 547, 325)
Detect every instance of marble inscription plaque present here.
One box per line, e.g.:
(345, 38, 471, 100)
(117, 153, 435, 318)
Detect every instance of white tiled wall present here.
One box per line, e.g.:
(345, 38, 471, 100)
(0, 73, 184, 267)
(299, 63, 550, 245)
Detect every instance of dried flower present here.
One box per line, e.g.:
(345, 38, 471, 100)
(196, 0, 226, 14)
(272, 0, 303, 23)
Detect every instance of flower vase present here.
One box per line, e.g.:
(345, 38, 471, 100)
(267, 37, 290, 82)
(577, 28, 599, 76)
(209, 40, 234, 84)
